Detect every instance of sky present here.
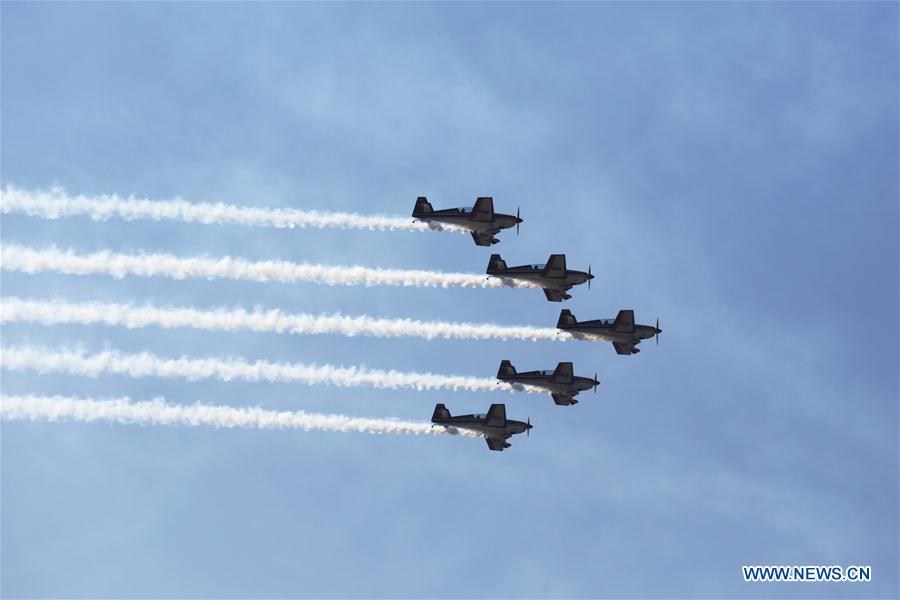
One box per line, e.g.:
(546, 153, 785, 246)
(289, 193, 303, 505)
(1, 2, 898, 599)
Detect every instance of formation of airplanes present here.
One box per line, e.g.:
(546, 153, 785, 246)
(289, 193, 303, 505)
(416, 196, 661, 451)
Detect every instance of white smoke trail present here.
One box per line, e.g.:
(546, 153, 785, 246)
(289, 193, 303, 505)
(0, 186, 468, 234)
(1, 345, 538, 394)
(0, 394, 477, 437)
(0, 297, 570, 342)
(0, 243, 537, 289)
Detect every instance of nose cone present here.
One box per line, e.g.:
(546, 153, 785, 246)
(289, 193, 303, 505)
(656, 327, 662, 334)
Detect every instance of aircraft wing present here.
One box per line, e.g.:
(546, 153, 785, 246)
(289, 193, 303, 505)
(551, 393, 578, 406)
(471, 196, 494, 222)
(612, 309, 635, 333)
(485, 404, 507, 428)
(613, 341, 637, 355)
(551, 362, 574, 384)
(542, 254, 567, 278)
(470, 230, 497, 246)
(485, 436, 507, 451)
(542, 288, 571, 302)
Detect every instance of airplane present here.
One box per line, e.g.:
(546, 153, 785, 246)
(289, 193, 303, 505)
(557, 309, 661, 355)
(412, 196, 522, 246)
(496, 360, 599, 406)
(431, 403, 531, 451)
(486, 253, 593, 302)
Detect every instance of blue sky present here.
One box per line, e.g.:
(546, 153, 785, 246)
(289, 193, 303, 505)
(1, 3, 897, 598)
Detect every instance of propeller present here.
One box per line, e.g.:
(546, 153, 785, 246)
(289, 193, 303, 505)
(588, 264, 592, 290)
(516, 207, 521, 235)
(594, 372, 599, 394)
(526, 417, 531, 437)
(656, 318, 660, 345)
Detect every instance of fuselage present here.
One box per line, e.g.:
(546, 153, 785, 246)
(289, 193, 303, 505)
(489, 267, 591, 290)
(418, 209, 520, 232)
(499, 372, 596, 395)
(562, 321, 658, 343)
(433, 415, 530, 438)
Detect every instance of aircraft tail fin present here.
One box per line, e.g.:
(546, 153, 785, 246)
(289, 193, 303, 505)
(487, 254, 507, 274)
(551, 362, 574, 384)
(497, 360, 517, 378)
(413, 196, 433, 217)
(557, 309, 577, 328)
(432, 403, 451, 422)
